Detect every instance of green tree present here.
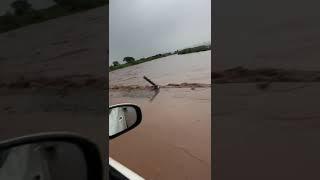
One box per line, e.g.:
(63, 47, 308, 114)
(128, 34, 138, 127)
(123, 57, 135, 64)
(11, 0, 32, 16)
(112, 61, 120, 66)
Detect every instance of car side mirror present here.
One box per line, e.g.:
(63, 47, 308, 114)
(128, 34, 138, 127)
(109, 104, 142, 139)
(0, 133, 103, 180)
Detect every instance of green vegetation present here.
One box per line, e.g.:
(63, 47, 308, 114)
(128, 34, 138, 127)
(0, 0, 108, 33)
(123, 57, 135, 64)
(176, 44, 211, 55)
(112, 61, 120, 67)
(109, 44, 212, 72)
(109, 53, 174, 71)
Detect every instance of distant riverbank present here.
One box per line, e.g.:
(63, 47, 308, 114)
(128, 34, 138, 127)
(109, 44, 211, 72)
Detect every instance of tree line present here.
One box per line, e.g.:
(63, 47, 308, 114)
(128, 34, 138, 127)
(109, 53, 172, 71)
(0, 0, 108, 33)
(109, 44, 211, 71)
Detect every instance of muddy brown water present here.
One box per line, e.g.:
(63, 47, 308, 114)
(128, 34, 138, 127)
(109, 51, 211, 180)
(214, 82, 320, 180)
(110, 88, 211, 180)
(110, 51, 211, 87)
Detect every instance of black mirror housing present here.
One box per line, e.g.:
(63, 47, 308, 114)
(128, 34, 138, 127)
(0, 132, 104, 180)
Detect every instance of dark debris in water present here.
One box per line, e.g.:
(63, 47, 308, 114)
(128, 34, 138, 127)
(213, 66, 320, 84)
(110, 83, 211, 90)
(166, 83, 211, 88)
(0, 75, 106, 90)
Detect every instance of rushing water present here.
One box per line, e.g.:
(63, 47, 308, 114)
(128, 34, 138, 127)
(109, 51, 211, 87)
(109, 88, 211, 180)
(109, 50, 211, 180)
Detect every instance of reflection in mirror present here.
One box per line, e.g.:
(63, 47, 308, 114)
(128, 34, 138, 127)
(109, 106, 138, 137)
(0, 141, 88, 180)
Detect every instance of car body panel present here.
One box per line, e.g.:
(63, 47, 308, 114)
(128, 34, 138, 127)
(109, 157, 144, 180)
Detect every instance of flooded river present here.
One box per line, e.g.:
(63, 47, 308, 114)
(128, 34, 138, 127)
(110, 51, 211, 87)
(214, 82, 320, 180)
(109, 51, 211, 180)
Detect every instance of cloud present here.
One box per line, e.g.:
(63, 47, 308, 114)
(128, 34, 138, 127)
(109, 0, 211, 63)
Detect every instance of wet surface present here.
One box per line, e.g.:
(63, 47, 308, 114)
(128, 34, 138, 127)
(109, 51, 211, 179)
(0, 87, 107, 169)
(109, 88, 211, 180)
(213, 66, 320, 83)
(0, 6, 108, 83)
(0, 7, 109, 179)
(110, 51, 211, 86)
(214, 83, 320, 180)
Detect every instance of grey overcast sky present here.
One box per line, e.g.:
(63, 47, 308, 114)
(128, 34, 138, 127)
(110, 0, 211, 64)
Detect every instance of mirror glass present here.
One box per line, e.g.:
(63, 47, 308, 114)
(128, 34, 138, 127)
(0, 141, 88, 180)
(109, 105, 139, 137)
